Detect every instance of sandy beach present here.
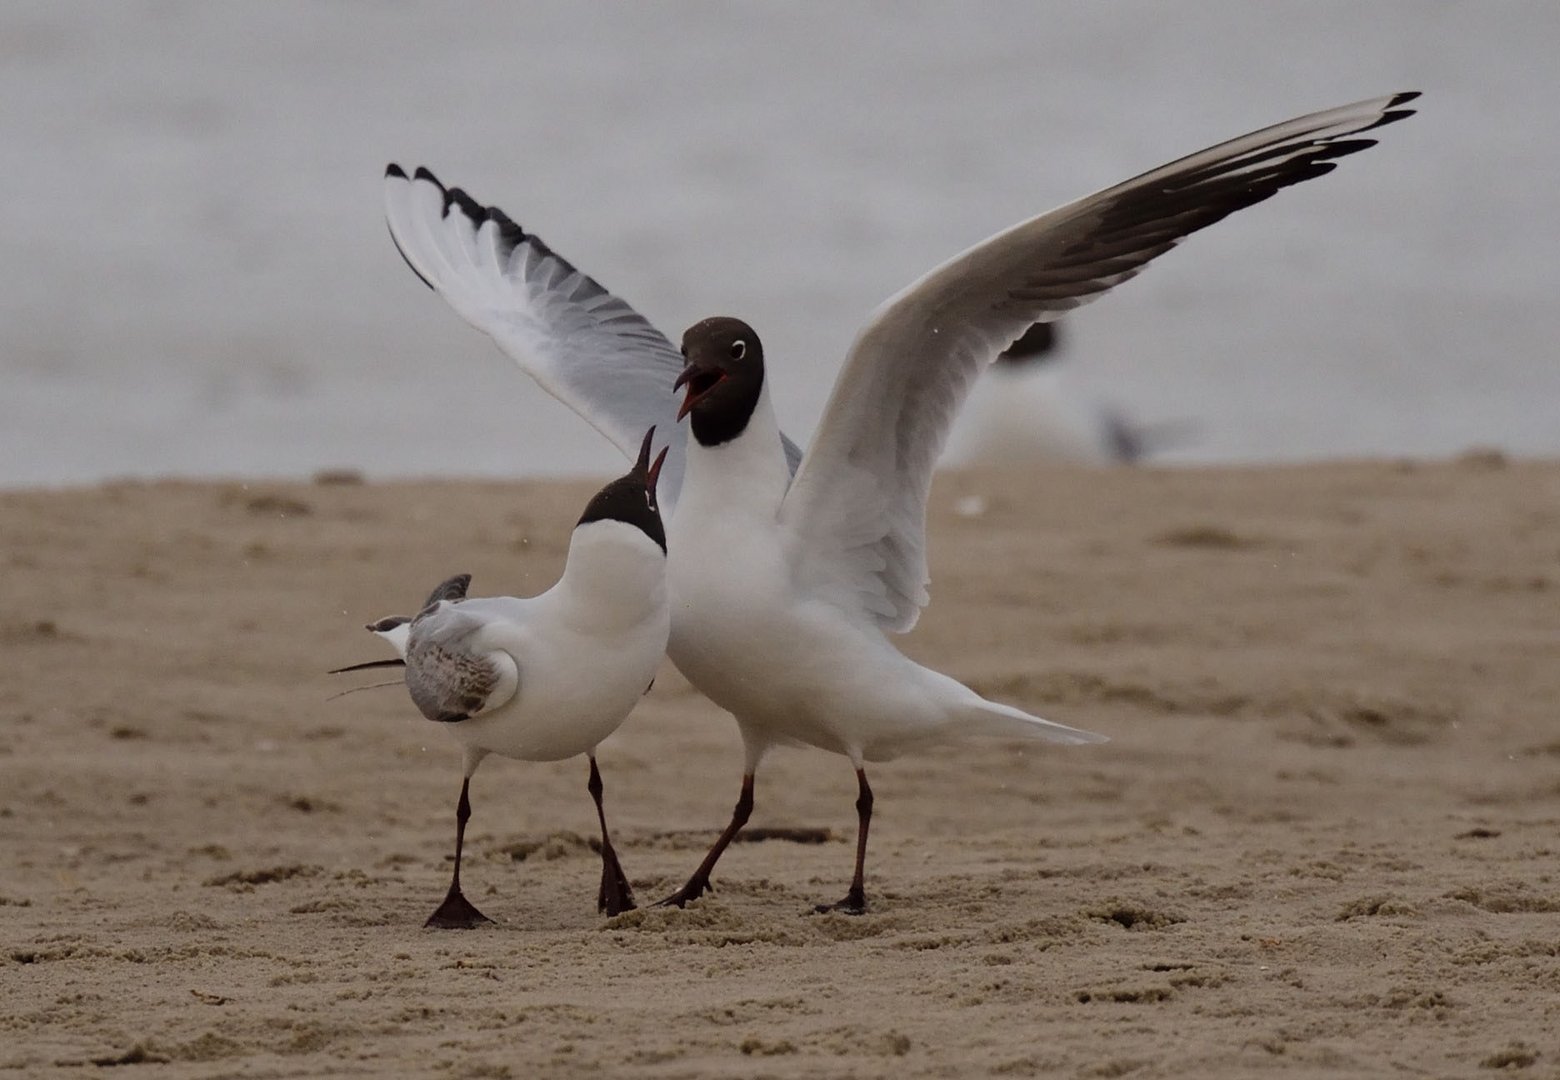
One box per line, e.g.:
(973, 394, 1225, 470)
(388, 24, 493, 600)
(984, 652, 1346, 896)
(3, 458, 1557, 1077)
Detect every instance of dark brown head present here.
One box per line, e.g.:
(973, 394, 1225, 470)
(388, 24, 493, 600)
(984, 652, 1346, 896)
(577, 427, 669, 551)
(675, 316, 766, 448)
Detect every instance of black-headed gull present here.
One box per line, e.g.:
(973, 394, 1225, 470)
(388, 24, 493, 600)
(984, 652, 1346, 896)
(335, 431, 670, 927)
(383, 92, 1418, 912)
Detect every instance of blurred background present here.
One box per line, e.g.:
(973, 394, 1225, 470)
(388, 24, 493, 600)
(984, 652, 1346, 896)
(3, 1, 1554, 486)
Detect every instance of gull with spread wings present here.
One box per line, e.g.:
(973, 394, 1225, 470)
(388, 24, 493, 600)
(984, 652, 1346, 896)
(383, 92, 1418, 912)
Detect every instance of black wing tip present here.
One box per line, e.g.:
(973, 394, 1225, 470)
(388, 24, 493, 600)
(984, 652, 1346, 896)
(386, 163, 443, 290)
(409, 169, 529, 251)
(485, 205, 528, 249)
(443, 185, 485, 225)
(1362, 92, 1421, 133)
(390, 163, 527, 247)
(440, 185, 531, 257)
(481, 199, 599, 297)
(423, 573, 472, 608)
(1309, 138, 1379, 164)
(388, 166, 611, 301)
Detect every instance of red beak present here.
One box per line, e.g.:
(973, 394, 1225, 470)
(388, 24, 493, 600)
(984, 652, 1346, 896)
(674, 361, 725, 421)
(646, 447, 669, 501)
(673, 363, 697, 421)
(633, 427, 668, 504)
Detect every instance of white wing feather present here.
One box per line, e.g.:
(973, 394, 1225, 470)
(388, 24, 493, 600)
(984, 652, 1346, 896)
(383, 166, 802, 508)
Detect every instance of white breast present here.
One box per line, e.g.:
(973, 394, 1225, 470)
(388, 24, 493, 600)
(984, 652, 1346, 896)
(438, 525, 670, 764)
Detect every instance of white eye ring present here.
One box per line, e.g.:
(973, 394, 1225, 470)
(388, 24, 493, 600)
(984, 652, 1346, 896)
(729, 339, 746, 361)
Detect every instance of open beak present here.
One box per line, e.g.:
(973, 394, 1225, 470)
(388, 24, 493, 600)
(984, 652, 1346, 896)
(674, 361, 725, 421)
(647, 446, 669, 505)
(633, 426, 656, 474)
(634, 427, 670, 507)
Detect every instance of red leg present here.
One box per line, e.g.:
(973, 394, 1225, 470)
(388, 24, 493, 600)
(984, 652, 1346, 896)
(814, 768, 872, 915)
(657, 773, 754, 907)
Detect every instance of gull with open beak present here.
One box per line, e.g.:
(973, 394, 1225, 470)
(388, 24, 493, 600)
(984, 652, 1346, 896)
(382, 92, 1418, 911)
(335, 430, 671, 926)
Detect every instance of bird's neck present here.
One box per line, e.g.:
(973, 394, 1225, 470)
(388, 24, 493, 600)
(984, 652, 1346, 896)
(680, 383, 791, 516)
(556, 522, 668, 632)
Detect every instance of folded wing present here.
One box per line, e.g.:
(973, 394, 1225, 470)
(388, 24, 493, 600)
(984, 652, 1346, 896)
(780, 92, 1418, 632)
(403, 601, 521, 723)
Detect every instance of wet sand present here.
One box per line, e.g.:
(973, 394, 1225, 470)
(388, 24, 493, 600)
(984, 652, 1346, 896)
(4, 458, 1557, 1077)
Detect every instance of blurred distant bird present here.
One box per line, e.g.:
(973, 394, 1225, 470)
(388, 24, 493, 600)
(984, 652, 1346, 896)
(942, 322, 1175, 466)
(334, 431, 670, 927)
(382, 92, 1418, 912)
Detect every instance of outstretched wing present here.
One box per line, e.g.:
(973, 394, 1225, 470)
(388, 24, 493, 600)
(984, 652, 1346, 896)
(384, 166, 802, 508)
(780, 92, 1418, 631)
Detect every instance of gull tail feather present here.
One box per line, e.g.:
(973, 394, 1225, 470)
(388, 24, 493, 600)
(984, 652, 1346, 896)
(959, 699, 1108, 746)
